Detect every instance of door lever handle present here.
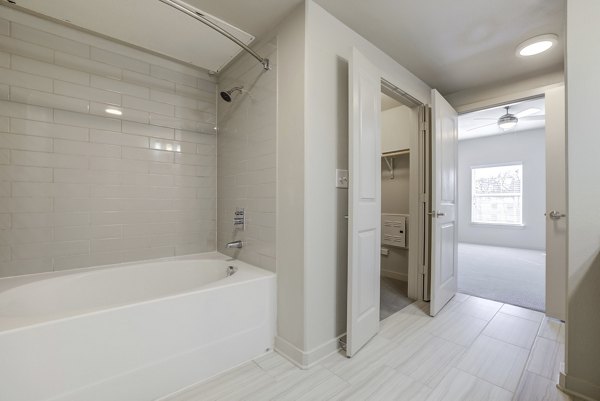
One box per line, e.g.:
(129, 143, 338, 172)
(427, 211, 445, 217)
(545, 210, 566, 220)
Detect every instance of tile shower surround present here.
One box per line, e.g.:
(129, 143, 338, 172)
(0, 11, 219, 277)
(217, 40, 277, 272)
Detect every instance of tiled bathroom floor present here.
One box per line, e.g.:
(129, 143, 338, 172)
(160, 294, 568, 401)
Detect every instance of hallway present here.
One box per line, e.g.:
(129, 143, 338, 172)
(162, 294, 567, 401)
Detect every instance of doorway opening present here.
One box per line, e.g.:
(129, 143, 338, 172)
(378, 82, 422, 320)
(456, 97, 546, 311)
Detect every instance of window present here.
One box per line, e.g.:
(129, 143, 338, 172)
(471, 163, 523, 225)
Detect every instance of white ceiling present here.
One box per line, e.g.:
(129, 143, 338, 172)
(315, 0, 565, 95)
(184, 0, 302, 44)
(10, 0, 258, 72)
(458, 97, 545, 141)
(11, 0, 565, 93)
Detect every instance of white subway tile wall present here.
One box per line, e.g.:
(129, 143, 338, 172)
(0, 11, 217, 277)
(217, 41, 276, 272)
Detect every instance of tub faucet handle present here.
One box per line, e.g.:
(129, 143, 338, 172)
(225, 240, 243, 249)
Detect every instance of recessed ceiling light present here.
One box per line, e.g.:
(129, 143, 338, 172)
(105, 108, 123, 116)
(517, 34, 557, 57)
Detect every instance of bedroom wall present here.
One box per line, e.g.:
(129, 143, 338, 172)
(458, 128, 546, 250)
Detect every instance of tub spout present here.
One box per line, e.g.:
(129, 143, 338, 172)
(226, 240, 243, 249)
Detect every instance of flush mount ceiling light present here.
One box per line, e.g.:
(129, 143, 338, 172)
(517, 34, 558, 56)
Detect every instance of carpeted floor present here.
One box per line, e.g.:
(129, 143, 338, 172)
(380, 277, 414, 320)
(458, 243, 546, 312)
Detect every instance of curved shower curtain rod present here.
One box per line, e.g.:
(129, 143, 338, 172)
(158, 0, 270, 71)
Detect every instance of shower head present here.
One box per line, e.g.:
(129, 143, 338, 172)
(220, 86, 244, 102)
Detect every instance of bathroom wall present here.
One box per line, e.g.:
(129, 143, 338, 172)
(458, 129, 546, 250)
(564, 1, 600, 398)
(295, 0, 430, 365)
(217, 40, 277, 272)
(0, 8, 217, 277)
(275, 3, 307, 359)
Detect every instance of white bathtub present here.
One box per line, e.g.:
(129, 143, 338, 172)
(0, 252, 276, 401)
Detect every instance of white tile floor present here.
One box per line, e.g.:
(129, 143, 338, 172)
(161, 294, 569, 401)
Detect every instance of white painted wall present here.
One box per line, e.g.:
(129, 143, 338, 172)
(300, 0, 430, 364)
(458, 129, 546, 250)
(273, 4, 307, 360)
(381, 155, 409, 280)
(561, 1, 600, 399)
(381, 105, 411, 152)
(381, 104, 414, 281)
(381, 155, 409, 215)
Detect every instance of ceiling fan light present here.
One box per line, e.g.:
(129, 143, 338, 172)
(497, 106, 519, 130)
(498, 116, 518, 130)
(498, 121, 517, 130)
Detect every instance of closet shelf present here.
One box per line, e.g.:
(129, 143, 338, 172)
(382, 149, 409, 179)
(382, 149, 409, 158)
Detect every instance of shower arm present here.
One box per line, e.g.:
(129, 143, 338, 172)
(158, 0, 270, 71)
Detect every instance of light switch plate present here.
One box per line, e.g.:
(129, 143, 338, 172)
(336, 169, 348, 189)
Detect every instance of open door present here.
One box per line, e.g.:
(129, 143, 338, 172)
(429, 90, 458, 316)
(346, 48, 381, 357)
(545, 86, 567, 321)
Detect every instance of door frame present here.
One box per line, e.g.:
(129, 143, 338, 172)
(380, 79, 426, 302)
(454, 89, 567, 318)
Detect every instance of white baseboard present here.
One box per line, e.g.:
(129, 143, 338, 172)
(381, 270, 408, 282)
(559, 372, 600, 401)
(274, 334, 344, 369)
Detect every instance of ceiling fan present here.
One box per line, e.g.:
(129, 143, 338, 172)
(468, 105, 545, 132)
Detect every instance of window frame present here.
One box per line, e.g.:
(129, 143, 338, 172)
(469, 162, 525, 228)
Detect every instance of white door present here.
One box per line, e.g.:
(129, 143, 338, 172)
(545, 86, 567, 321)
(346, 48, 381, 357)
(429, 90, 458, 316)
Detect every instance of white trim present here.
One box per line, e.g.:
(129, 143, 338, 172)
(452, 82, 562, 114)
(559, 372, 600, 401)
(381, 269, 408, 282)
(274, 334, 344, 369)
(469, 222, 526, 229)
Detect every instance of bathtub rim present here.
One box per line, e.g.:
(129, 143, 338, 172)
(0, 252, 275, 334)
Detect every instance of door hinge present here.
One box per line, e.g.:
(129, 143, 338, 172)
(419, 105, 430, 134)
(339, 336, 347, 351)
(418, 264, 425, 275)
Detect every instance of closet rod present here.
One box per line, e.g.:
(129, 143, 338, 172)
(382, 149, 410, 158)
